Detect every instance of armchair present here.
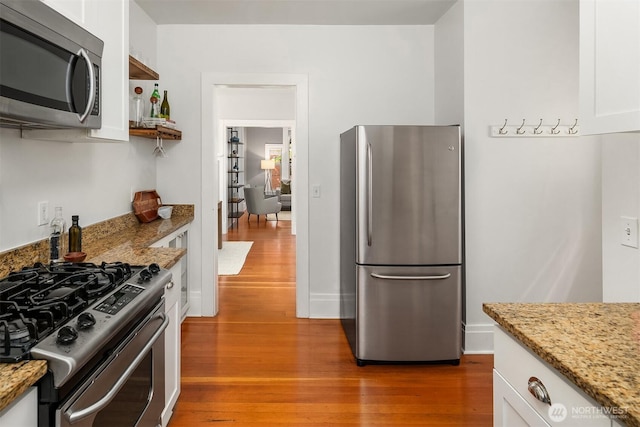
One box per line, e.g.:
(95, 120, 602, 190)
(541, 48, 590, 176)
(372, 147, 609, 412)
(244, 186, 282, 222)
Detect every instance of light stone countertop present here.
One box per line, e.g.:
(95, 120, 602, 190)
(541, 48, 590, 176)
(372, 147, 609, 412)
(0, 205, 194, 413)
(483, 302, 640, 427)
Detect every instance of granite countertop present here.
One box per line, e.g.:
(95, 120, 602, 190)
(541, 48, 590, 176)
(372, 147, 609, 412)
(0, 205, 194, 413)
(83, 213, 192, 268)
(0, 361, 47, 412)
(484, 302, 640, 427)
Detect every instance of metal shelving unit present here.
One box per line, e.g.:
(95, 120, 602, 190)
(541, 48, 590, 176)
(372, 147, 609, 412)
(227, 129, 244, 227)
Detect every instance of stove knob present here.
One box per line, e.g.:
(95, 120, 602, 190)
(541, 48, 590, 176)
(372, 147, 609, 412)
(138, 268, 152, 283)
(77, 312, 96, 330)
(57, 326, 78, 345)
(149, 263, 161, 274)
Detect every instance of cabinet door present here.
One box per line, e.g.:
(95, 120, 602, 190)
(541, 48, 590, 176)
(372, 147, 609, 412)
(173, 231, 189, 319)
(40, 0, 87, 27)
(0, 387, 38, 427)
(580, 0, 640, 134)
(494, 370, 551, 427)
(87, 0, 129, 141)
(162, 263, 181, 427)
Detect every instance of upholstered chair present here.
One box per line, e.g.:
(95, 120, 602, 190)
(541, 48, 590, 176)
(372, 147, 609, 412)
(244, 186, 282, 222)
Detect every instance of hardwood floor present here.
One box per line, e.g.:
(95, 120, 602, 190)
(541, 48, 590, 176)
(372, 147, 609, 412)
(169, 217, 493, 426)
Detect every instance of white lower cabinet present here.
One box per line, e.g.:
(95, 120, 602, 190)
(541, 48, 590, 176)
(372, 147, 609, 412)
(151, 224, 190, 319)
(0, 387, 37, 427)
(162, 262, 181, 427)
(493, 327, 613, 427)
(494, 370, 550, 427)
(150, 225, 189, 426)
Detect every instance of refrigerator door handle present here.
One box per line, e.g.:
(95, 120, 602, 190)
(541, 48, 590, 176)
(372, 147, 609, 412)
(370, 273, 452, 281)
(366, 142, 373, 246)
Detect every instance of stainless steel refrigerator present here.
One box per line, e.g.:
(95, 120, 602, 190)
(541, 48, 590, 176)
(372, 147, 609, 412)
(340, 125, 462, 366)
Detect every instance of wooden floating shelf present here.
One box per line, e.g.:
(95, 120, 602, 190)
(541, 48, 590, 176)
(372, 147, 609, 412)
(129, 55, 159, 80)
(129, 125, 182, 140)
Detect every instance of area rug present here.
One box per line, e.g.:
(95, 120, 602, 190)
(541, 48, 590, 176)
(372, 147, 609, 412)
(266, 210, 291, 221)
(218, 241, 253, 275)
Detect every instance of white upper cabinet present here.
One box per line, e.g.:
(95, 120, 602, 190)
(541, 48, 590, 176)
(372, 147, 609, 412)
(85, 0, 130, 141)
(580, 0, 640, 135)
(40, 0, 87, 28)
(26, 0, 129, 142)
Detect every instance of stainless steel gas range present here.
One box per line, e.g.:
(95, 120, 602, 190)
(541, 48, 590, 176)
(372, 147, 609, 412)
(0, 261, 171, 427)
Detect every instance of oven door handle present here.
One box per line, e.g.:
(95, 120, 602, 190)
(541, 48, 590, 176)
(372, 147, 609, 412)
(66, 312, 168, 424)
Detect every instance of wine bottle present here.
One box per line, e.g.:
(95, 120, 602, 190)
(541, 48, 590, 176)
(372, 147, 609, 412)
(160, 90, 170, 119)
(49, 207, 66, 263)
(68, 215, 82, 252)
(150, 83, 161, 118)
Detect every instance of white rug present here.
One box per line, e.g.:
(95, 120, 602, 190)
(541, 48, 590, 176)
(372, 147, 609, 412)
(266, 210, 291, 221)
(218, 241, 253, 275)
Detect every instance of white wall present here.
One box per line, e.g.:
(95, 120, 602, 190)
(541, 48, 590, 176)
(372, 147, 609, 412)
(0, 0, 160, 252)
(460, 0, 602, 352)
(0, 128, 157, 251)
(154, 24, 435, 317)
(602, 133, 640, 302)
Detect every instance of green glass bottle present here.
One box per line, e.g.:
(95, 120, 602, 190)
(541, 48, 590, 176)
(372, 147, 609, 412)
(160, 90, 170, 119)
(150, 83, 161, 118)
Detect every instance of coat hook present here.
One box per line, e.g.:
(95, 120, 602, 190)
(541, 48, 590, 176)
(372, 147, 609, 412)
(498, 119, 508, 135)
(568, 118, 578, 135)
(516, 119, 526, 135)
(533, 119, 543, 135)
(550, 119, 561, 135)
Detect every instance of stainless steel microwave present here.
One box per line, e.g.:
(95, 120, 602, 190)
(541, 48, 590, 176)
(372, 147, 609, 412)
(0, 0, 103, 129)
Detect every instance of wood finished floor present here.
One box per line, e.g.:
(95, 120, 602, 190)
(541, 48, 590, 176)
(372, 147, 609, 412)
(169, 216, 493, 426)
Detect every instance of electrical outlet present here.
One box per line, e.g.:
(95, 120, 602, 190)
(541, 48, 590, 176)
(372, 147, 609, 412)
(620, 216, 639, 248)
(38, 201, 49, 226)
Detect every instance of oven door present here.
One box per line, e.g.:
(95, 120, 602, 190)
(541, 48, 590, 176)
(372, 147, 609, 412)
(57, 301, 167, 427)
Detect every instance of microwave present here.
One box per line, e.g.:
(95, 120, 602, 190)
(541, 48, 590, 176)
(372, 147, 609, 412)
(0, 0, 103, 129)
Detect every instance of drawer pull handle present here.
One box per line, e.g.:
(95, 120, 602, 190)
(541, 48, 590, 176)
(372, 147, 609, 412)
(166, 281, 175, 289)
(528, 376, 551, 405)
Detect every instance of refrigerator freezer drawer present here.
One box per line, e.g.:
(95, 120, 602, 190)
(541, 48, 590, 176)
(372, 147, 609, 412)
(355, 265, 461, 363)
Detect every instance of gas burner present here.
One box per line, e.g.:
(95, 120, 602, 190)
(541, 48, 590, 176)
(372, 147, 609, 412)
(0, 318, 31, 343)
(0, 261, 142, 362)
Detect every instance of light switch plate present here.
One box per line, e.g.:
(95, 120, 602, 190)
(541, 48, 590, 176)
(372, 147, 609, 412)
(620, 216, 639, 248)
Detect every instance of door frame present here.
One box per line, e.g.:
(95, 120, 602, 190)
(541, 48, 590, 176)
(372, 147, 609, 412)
(201, 73, 309, 318)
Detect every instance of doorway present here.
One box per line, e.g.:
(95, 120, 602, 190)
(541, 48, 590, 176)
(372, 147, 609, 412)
(200, 73, 309, 318)
(220, 123, 296, 234)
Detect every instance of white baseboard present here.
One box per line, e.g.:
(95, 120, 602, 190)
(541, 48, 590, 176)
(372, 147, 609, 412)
(187, 291, 202, 317)
(309, 292, 341, 318)
(463, 322, 495, 354)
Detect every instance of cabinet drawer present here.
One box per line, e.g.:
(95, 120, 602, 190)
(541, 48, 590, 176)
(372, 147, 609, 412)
(494, 369, 550, 427)
(494, 327, 611, 427)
